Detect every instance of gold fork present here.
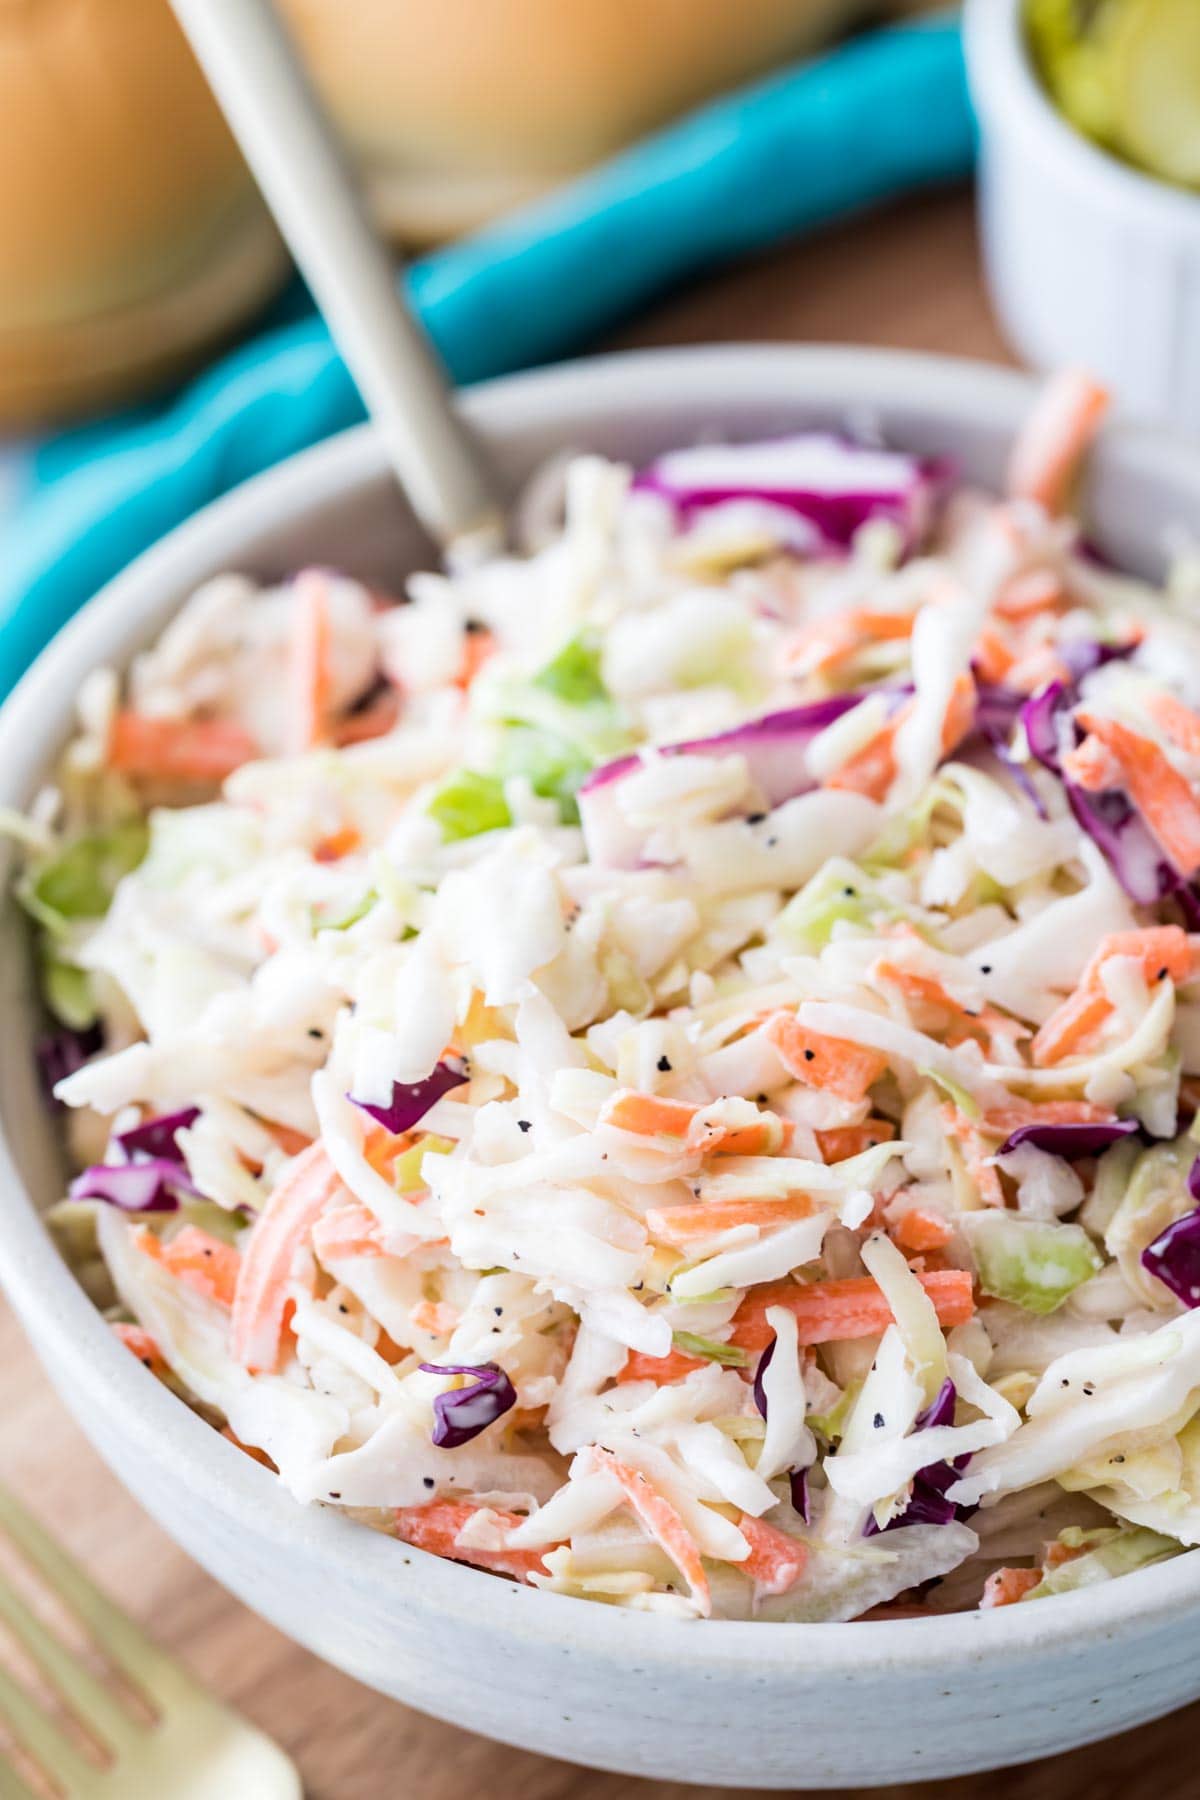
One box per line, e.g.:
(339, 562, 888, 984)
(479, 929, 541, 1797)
(0, 1484, 300, 1799)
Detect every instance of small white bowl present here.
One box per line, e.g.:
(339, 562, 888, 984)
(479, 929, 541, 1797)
(4, 346, 1200, 1787)
(965, 0, 1200, 435)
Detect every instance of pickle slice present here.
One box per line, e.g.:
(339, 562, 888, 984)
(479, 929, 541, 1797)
(1026, 0, 1200, 190)
(1110, 0, 1200, 187)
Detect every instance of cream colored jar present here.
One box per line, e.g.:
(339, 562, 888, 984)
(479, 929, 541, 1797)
(0, 0, 285, 425)
(0, 0, 928, 424)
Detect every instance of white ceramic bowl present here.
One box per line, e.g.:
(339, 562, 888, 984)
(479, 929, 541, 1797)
(965, 0, 1200, 435)
(4, 346, 1200, 1788)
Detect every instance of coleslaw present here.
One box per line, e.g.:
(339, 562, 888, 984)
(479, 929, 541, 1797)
(14, 368, 1200, 1621)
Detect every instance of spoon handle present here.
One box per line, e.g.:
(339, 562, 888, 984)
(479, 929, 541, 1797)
(171, 0, 503, 549)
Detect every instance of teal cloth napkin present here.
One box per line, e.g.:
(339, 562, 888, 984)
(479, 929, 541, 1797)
(0, 16, 973, 702)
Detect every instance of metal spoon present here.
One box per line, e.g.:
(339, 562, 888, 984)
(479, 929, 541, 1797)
(171, 0, 504, 552)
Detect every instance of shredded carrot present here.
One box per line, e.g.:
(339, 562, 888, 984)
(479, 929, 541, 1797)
(786, 609, 916, 677)
(941, 1107, 1006, 1208)
(993, 568, 1067, 622)
(824, 722, 899, 802)
(1041, 1539, 1088, 1572)
(601, 1092, 696, 1140)
(645, 1196, 814, 1247)
(937, 670, 980, 758)
(825, 671, 976, 803)
(409, 1299, 461, 1336)
(892, 1207, 954, 1254)
(454, 629, 497, 690)
(598, 1091, 791, 1157)
(1062, 734, 1123, 792)
(311, 1201, 389, 1265)
(1033, 925, 1192, 1065)
(313, 825, 361, 863)
(107, 712, 259, 783)
(980, 1099, 1115, 1135)
(815, 1120, 896, 1163)
(617, 1348, 709, 1386)
(1076, 708, 1200, 877)
(731, 1268, 975, 1355)
(872, 960, 979, 1029)
(981, 1566, 1040, 1609)
(736, 1514, 808, 1597)
(394, 1501, 557, 1583)
(332, 690, 401, 747)
(155, 1225, 240, 1307)
(1151, 691, 1200, 757)
(220, 1426, 276, 1471)
(765, 1012, 888, 1102)
(362, 1125, 415, 1181)
(111, 1322, 167, 1378)
(287, 570, 335, 753)
(231, 1143, 346, 1372)
(591, 1448, 711, 1616)
(1007, 369, 1109, 515)
(972, 625, 1016, 685)
(260, 1121, 315, 1158)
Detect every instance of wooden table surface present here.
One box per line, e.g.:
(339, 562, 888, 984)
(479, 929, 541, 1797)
(4, 187, 1192, 1800)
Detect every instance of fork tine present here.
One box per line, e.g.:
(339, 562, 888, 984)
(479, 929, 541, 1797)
(0, 1489, 171, 1699)
(0, 1574, 142, 1761)
(0, 1655, 96, 1795)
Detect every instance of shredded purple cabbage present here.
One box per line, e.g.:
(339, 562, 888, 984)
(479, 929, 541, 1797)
(1021, 679, 1200, 914)
(789, 1467, 811, 1525)
(35, 1024, 102, 1107)
(752, 1336, 774, 1420)
(864, 1380, 971, 1536)
(1058, 639, 1137, 681)
(999, 1118, 1139, 1159)
(419, 1362, 516, 1448)
(581, 696, 865, 808)
(349, 1060, 466, 1135)
(632, 434, 947, 552)
(579, 694, 885, 868)
(116, 1107, 200, 1163)
(915, 1379, 957, 1433)
(68, 1157, 200, 1214)
(1142, 1175, 1200, 1307)
(966, 682, 1048, 816)
(754, 1336, 814, 1524)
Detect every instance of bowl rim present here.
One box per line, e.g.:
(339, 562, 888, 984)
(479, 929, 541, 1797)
(964, 0, 1200, 233)
(4, 340, 1200, 1668)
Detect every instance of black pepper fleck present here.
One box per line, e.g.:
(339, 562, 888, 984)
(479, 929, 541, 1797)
(517, 1119, 532, 1133)
(873, 1412, 885, 1430)
(804, 1048, 816, 1062)
(307, 1027, 324, 1040)
(657, 1055, 672, 1072)
(746, 812, 766, 825)
(1083, 1382, 1096, 1396)
(423, 1477, 435, 1489)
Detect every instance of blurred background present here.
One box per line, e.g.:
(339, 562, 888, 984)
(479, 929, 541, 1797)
(3, 0, 1198, 696)
(2, 2, 1199, 1795)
